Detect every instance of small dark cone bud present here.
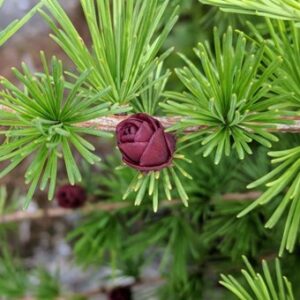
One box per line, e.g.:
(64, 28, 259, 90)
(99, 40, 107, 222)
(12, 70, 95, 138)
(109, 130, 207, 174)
(116, 113, 176, 172)
(56, 184, 87, 209)
(108, 286, 132, 300)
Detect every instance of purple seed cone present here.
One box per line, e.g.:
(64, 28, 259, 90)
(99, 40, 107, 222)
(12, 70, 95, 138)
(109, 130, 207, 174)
(116, 113, 176, 171)
(56, 185, 87, 209)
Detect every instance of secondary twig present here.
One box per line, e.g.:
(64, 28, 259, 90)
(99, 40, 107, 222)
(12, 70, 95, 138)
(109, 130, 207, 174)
(0, 192, 261, 225)
(222, 191, 262, 201)
(0, 202, 129, 224)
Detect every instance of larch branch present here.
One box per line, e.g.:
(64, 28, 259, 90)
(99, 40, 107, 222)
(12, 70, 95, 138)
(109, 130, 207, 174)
(82, 116, 300, 133)
(1, 105, 300, 132)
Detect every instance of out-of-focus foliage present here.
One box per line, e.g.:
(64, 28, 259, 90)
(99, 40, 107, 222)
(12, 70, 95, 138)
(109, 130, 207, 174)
(0, 1, 42, 46)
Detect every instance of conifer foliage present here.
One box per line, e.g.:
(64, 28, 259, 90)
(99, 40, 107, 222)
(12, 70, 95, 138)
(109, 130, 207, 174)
(1, 0, 300, 299)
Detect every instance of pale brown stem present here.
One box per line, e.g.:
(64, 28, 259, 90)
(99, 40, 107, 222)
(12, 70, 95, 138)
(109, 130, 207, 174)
(80, 116, 300, 133)
(0, 105, 200, 132)
(0, 192, 261, 225)
(1, 105, 300, 132)
(82, 115, 196, 131)
(222, 191, 262, 201)
(0, 202, 129, 224)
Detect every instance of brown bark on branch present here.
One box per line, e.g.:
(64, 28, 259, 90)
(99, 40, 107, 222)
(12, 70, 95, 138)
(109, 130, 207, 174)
(0, 202, 129, 224)
(81, 117, 300, 133)
(222, 191, 262, 201)
(0, 192, 262, 225)
(1, 105, 300, 132)
(80, 115, 300, 133)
